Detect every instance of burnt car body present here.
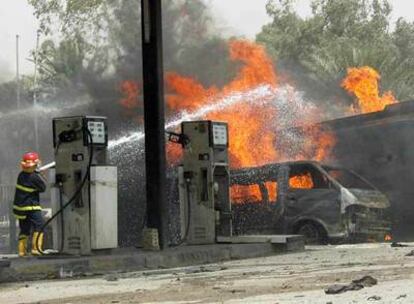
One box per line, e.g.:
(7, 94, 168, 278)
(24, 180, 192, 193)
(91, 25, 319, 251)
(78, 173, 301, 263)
(319, 101, 414, 241)
(230, 161, 391, 243)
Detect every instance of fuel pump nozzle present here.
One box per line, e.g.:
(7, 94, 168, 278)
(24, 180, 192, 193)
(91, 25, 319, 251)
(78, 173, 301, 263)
(37, 161, 56, 172)
(166, 131, 190, 147)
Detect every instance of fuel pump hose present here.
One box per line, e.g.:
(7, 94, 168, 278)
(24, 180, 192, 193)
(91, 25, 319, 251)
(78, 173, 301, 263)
(35, 129, 94, 255)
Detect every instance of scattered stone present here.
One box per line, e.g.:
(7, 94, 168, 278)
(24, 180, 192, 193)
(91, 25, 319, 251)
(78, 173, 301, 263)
(325, 276, 377, 294)
(397, 294, 407, 299)
(24, 284, 29, 288)
(188, 266, 222, 274)
(111, 301, 120, 303)
(405, 250, 414, 257)
(230, 289, 245, 294)
(326, 302, 333, 304)
(104, 274, 119, 282)
(352, 275, 377, 287)
(325, 283, 362, 295)
(391, 242, 409, 248)
(368, 295, 381, 301)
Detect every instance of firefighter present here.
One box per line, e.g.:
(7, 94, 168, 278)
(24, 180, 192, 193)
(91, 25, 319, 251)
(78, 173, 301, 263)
(13, 152, 47, 257)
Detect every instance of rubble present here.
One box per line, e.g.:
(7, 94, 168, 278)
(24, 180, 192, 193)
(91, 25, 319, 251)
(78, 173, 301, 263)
(324, 275, 377, 294)
(104, 274, 119, 282)
(3, 244, 414, 304)
(405, 250, 414, 257)
(353, 275, 378, 287)
(391, 242, 409, 248)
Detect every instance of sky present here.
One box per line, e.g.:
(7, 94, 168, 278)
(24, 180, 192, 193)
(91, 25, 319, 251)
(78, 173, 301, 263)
(0, 0, 413, 82)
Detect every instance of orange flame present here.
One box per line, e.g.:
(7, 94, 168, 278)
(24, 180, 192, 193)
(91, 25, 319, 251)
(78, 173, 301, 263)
(119, 80, 141, 109)
(118, 40, 336, 202)
(384, 234, 392, 242)
(166, 40, 279, 168)
(289, 173, 314, 189)
(230, 184, 262, 203)
(265, 181, 278, 202)
(341, 66, 397, 114)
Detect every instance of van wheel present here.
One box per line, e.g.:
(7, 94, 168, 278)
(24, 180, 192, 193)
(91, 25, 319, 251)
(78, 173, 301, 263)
(297, 223, 326, 245)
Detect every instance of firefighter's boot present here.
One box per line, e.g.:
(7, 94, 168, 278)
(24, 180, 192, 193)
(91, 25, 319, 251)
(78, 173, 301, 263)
(18, 235, 28, 257)
(31, 232, 43, 256)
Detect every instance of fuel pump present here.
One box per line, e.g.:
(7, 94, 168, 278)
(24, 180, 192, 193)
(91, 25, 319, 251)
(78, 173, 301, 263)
(176, 121, 232, 245)
(51, 116, 117, 255)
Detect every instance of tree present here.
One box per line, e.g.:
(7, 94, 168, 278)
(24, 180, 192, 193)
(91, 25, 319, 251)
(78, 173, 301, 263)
(28, 0, 234, 93)
(257, 0, 414, 103)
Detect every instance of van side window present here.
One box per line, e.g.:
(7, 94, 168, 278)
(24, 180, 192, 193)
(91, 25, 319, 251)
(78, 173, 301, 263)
(289, 172, 314, 189)
(265, 181, 278, 202)
(230, 184, 262, 203)
(289, 165, 330, 189)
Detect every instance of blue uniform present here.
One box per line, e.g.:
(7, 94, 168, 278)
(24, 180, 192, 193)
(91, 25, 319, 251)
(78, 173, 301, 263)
(13, 171, 46, 237)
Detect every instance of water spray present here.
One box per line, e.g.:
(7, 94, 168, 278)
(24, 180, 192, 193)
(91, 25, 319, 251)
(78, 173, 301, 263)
(109, 84, 275, 150)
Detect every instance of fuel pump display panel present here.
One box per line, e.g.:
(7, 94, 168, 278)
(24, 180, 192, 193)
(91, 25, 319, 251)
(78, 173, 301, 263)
(84, 117, 108, 147)
(87, 120, 106, 145)
(211, 123, 228, 147)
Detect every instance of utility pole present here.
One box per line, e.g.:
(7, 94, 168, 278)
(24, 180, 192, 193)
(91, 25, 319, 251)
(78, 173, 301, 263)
(16, 34, 23, 153)
(33, 30, 40, 153)
(140, 0, 168, 249)
(16, 35, 20, 110)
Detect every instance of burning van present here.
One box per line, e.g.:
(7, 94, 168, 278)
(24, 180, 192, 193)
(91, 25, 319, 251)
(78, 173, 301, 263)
(230, 161, 391, 244)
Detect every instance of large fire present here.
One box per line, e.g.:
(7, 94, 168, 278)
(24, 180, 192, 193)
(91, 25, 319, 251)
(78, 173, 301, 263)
(166, 40, 279, 168)
(166, 40, 333, 169)
(118, 39, 336, 203)
(341, 66, 397, 114)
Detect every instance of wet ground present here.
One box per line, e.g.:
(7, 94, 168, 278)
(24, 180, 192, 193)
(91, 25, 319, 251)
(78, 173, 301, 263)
(1, 243, 414, 304)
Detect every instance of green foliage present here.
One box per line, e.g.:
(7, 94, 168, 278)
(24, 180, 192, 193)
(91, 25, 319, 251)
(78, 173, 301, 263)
(28, 0, 105, 36)
(257, 0, 414, 102)
(27, 0, 234, 99)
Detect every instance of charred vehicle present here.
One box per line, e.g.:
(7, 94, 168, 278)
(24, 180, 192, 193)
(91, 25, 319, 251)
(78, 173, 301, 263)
(320, 101, 414, 241)
(230, 161, 391, 244)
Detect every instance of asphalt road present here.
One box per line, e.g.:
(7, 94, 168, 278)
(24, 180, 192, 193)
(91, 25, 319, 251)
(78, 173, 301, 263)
(1, 243, 414, 304)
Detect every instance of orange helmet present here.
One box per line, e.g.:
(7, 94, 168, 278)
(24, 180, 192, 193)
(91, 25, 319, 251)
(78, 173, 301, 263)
(21, 152, 40, 170)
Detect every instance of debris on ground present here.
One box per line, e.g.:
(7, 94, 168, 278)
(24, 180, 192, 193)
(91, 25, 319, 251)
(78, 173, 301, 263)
(397, 294, 407, 299)
(186, 266, 224, 274)
(229, 289, 246, 294)
(391, 242, 409, 248)
(324, 275, 377, 294)
(353, 275, 378, 287)
(104, 275, 119, 282)
(405, 250, 414, 257)
(368, 295, 382, 301)
(324, 283, 363, 294)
